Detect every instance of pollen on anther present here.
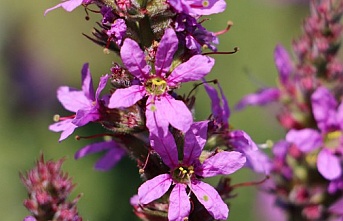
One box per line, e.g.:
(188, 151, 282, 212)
(202, 0, 209, 7)
(53, 114, 60, 122)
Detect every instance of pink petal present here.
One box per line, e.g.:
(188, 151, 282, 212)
(329, 197, 343, 215)
(57, 86, 90, 112)
(168, 183, 190, 221)
(168, 55, 215, 86)
(199, 151, 246, 177)
(44, 0, 83, 15)
(120, 38, 150, 79)
(157, 95, 193, 134)
(150, 131, 179, 168)
(311, 87, 338, 132)
(138, 174, 172, 204)
(49, 119, 77, 142)
(191, 181, 229, 220)
(183, 121, 208, 165)
(155, 29, 179, 77)
(146, 97, 170, 137)
(75, 140, 118, 159)
(286, 129, 322, 152)
(317, 149, 341, 180)
(95, 74, 109, 100)
(94, 148, 126, 171)
(108, 85, 145, 108)
(81, 63, 95, 101)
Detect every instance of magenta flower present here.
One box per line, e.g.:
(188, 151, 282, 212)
(44, 0, 91, 15)
(137, 121, 246, 221)
(168, 0, 226, 16)
(108, 28, 215, 136)
(49, 63, 109, 141)
(74, 140, 126, 171)
(106, 18, 127, 46)
(286, 87, 343, 180)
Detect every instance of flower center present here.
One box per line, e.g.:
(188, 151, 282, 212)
(324, 130, 342, 149)
(145, 77, 168, 96)
(172, 166, 194, 184)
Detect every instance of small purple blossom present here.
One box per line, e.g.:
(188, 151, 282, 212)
(174, 14, 219, 54)
(108, 28, 215, 137)
(106, 19, 127, 46)
(74, 140, 126, 171)
(23, 216, 36, 221)
(49, 63, 109, 141)
(286, 87, 343, 180)
(137, 122, 246, 221)
(168, 0, 226, 16)
(274, 44, 293, 84)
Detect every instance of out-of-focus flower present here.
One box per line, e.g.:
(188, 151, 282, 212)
(137, 122, 246, 221)
(21, 155, 82, 221)
(108, 28, 214, 137)
(286, 87, 343, 180)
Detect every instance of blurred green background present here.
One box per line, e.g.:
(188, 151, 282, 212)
(0, 0, 309, 220)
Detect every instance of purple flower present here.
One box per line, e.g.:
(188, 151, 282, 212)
(137, 121, 246, 221)
(44, 0, 90, 15)
(74, 140, 126, 171)
(108, 28, 214, 137)
(286, 87, 343, 180)
(174, 14, 219, 54)
(168, 0, 226, 16)
(49, 63, 109, 141)
(106, 19, 127, 46)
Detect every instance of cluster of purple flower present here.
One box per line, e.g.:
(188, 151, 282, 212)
(238, 0, 343, 220)
(20, 0, 272, 220)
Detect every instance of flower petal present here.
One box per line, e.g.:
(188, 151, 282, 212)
(274, 44, 293, 83)
(286, 129, 322, 152)
(49, 119, 77, 142)
(150, 131, 179, 168)
(95, 74, 109, 100)
(199, 151, 246, 177)
(94, 148, 126, 171)
(245, 148, 272, 174)
(204, 82, 230, 123)
(235, 88, 280, 110)
(75, 140, 118, 159)
(311, 87, 338, 132)
(155, 29, 179, 77)
(44, 0, 83, 15)
(329, 197, 343, 215)
(168, 55, 215, 86)
(227, 130, 258, 152)
(120, 38, 150, 79)
(108, 85, 145, 108)
(72, 107, 99, 126)
(138, 174, 172, 204)
(191, 181, 229, 220)
(183, 121, 208, 165)
(57, 86, 90, 112)
(168, 183, 190, 221)
(146, 97, 170, 137)
(157, 95, 193, 134)
(81, 63, 95, 101)
(317, 149, 341, 180)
